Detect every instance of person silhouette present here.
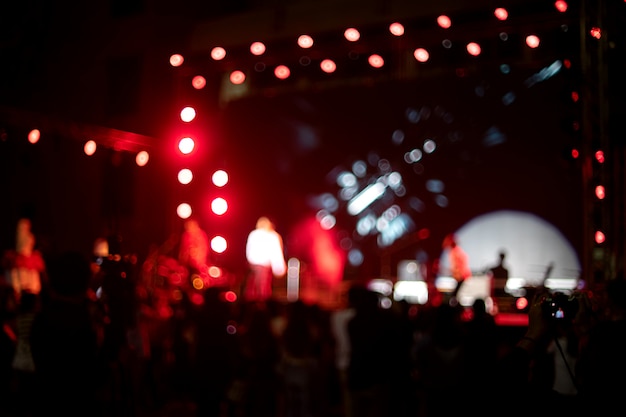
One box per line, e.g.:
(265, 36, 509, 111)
(441, 233, 471, 305)
(3, 218, 46, 306)
(245, 216, 287, 302)
(489, 250, 509, 299)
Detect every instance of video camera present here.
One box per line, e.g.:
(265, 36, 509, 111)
(541, 291, 579, 321)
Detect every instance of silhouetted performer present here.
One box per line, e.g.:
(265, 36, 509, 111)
(490, 250, 509, 298)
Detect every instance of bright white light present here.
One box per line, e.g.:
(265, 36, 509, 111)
(367, 279, 393, 296)
(211, 236, 227, 253)
(211, 197, 228, 215)
(212, 170, 229, 187)
(287, 258, 300, 301)
(176, 203, 192, 219)
(394, 281, 429, 305)
(347, 181, 386, 215)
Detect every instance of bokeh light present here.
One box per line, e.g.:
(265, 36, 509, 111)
(28, 129, 40, 144)
(84, 140, 97, 156)
(177, 203, 192, 219)
(136, 151, 149, 167)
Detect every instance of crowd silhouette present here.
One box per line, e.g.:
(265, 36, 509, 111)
(1, 217, 625, 417)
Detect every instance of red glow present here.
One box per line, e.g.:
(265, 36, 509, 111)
(413, 48, 430, 62)
(526, 35, 540, 48)
(28, 129, 40, 144)
(224, 291, 237, 302)
(158, 305, 173, 319)
(192, 76, 206, 90)
(368, 54, 384, 68)
(571, 91, 579, 102)
(595, 230, 605, 244)
(230, 70, 246, 84)
(211, 47, 226, 60)
(554, 1, 568, 12)
(590, 27, 602, 39)
(250, 41, 266, 56)
(190, 292, 204, 305)
(389, 22, 404, 36)
(344, 28, 360, 42)
(437, 15, 452, 29)
(466, 42, 481, 56)
(417, 228, 430, 240)
(320, 59, 336, 73)
(169, 54, 184, 67)
(494, 8, 508, 20)
(413, 48, 429, 63)
(297, 35, 314, 48)
(192, 276, 204, 290)
(84, 140, 97, 156)
(290, 217, 345, 289)
(595, 150, 605, 163)
(571, 148, 579, 159)
(595, 185, 605, 200)
(516, 297, 529, 310)
(274, 65, 290, 79)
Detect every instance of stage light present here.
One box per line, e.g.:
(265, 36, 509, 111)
(554, 1, 568, 12)
(136, 151, 149, 167)
(178, 168, 193, 185)
(177, 203, 192, 219)
(230, 70, 246, 84)
(389, 22, 404, 36)
(250, 41, 266, 56)
(344, 28, 360, 42)
(180, 106, 196, 122)
(595, 150, 605, 163)
(28, 129, 40, 144)
(413, 48, 429, 63)
(84, 140, 97, 156)
(192, 75, 206, 90)
(211, 197, 228, 215)
(320, 59, 336, 73)
(274, 65, 290, 79)
(437, 15, 451, 29)
(589, 27, 602, 39)
(466, 42, 481, 56)
(178, 137, 195, 155)
(212, 170, 229, 187)
(211, 236, 227, 253)
(211, 47, 226, 60)
(526, 35, 540, 48)
(297, 35, 314, 48)
(494, 8, 508, 20)
(368, 54, 384, 68)
(169, 54, 184, 67)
